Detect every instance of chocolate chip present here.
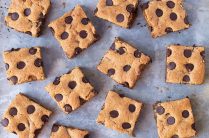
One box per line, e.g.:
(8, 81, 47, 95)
(9, 76, 18, 84)
(122, 122, 131, 129)
(68, 81, 77, 89)
(156, 106, 165, 115)
(64, 104, 72, 113)
(192, 123, 196, 130)
(170, 13, 177, 21)
(54, 94, 63, 102)
(110, 110, 119, 118)
(17, 61, 26, 69)
(116, 14, 124, 22)
(118, 47, 125, 55)
(53, 77, 60, 85)
(65, 16, 73, 24)
(41, 115, 49, 122)
(27, 105, 35, 114)
(182, 110, 189, 118)
(200, 51, 205, 59)
(126, 4, 135, 13)
(166, 1, 175, 8)
(167, 48, 172, 57)
(34, 58, 43, 67)
(183, 75, 190, 82)
(9, 107, 17, 116)
(184, 16, 189, 25)
(142, 2, 149, 10)
(29, 47, 37, 55)
(52, 125, 59, 132)
(156, 9, 163, 17)
(74, 47, 82, 56)
(184, 49, 192, 58)
(82, 77, 89, 83)
(107, 68, 115, 76)
(171, 135, 179, 138)
(106, 0, 113, 6)
(165, 27, 173, 33)
(61, 32, 69, 40)
(5, 63, 9, 70)
(167, 116, 175, 125)
(129, 104, 136, 112)
(185, 63, 194, 72)
(24, 8, 31, 16)
(122, 82, 129, 88)
(134, 50, 141, 58)
(11, 12, 19, 21)
(17, 123, 25, 131)
(168, 62, 176, 70)
(123, 65, 131, 72)
(1, 118, 9, 127)
(81, 18, 89, 25)
(79, 30, 88, 38)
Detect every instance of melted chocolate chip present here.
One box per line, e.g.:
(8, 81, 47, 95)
(167, 48, 172, 57)
(110, 110, 119, 118)
(156, 9, 163, 17)
(5, 63, 9, 70)
(183, 75, 190, 82)
(156, 106, 165, 115)
(170, 13, 177, 21)
(68, 81, 77, 89)
(167, 116, 175, 125)
(34, 58, 43, 67)
(17, 123, 25, 131)
(182, 110, 189, 118)
(53, 77, 60, 85)
(116, 14, 124, 22)
(9, 107, 17, 116)
(106, 0, 113, 6)
(1, 118, 9, 127)
(123, 65, 131, 72)
(185, 63, 194, 72)
(168, 62, 176, 70)
(52, 125, 59, 132)
(134, 50, 141, 58)
(129, 104, 136, 112)
(17, 61, 26, 69)
(107, 68, 115, 76)
(118, 47, 125, 55)
(24, 8, 31, 16)
(126, 4, 135, 13)
(55, 94, 63, 102)
(165, 27, 173, 33)
(9, 76, 18, 84)
(81, 18, 89, 25)
(184, 49, 192, 58)
(29, 47, 37, 55)
(64, 104, 72, 113)
(41, 115, 49, 122)
(27, 105, 35, 114)
(61, 32, 69, 40)
(122, 122, 131, 129)
(11, 12, 19, 21)
(79, 30, 88, 38)
(65, 16, 73, 24)
(166, 1, 175, 8)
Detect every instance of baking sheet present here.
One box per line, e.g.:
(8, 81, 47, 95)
(0, 0, 209, 138)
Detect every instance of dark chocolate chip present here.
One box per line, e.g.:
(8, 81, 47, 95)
(134, 50, 141, 58)
(129, 104, 136, 112)
(9, 107, 17, 116)
(118, 47, 125, 55)
(17, 123, 25, 131)
(17, 61, 26, 69)
(167, 116, 175, 125)
(170, 12, 177, 21)
(142, 2, 149, 10)
(123, 65, 131, 72)
(166, 1, 175, 8)
(54, 94, 63, 102)
(34, 58, 43, 67)
(29, 47, 37, 55)
(165, 27, 173, 33)
(183, 75, 190, 82)
(168, 62, 176, 70)
(61, 32, 69, 40)
(52, 125, 59, 132)
(185, 63, 194, 72)
(79, 30, 88, 38)
(82, 77, 89, 83)
(106, 0, 113, 6)
(65, 16, 73, 24)
(11, 12, 19, 21)
(167, 48, 172, 57)
(200, 51, 205, 59)
(184, 49, 192, 58)
(64, 104, 72, 113)
(81, 18, 89, 25)
(24, 8, 31, 16)
(184, 16, 189, 25)
(53, 77, 60, 85)
(107, 68, 115, 76)
(192, 123, 196, 130)
(122, 122, 131, 129)
(156, 106, 165, 115)
(171, 135, 179, 138)
(27, 105, 35, 114)
(9, 76, 18, 84)
(5, 63, 9, 70)
(74, 47, 82, 56)
(122, 82, 129, 88)
(110, 110, 119, 118)
(41, 115, 49, 122)
(182, 110, 189, 118)
(155, 9, 163, 17)
(126, 4, 135, 13)
(1, 118, 9, 127)
(68, 81, 77, 89)
(116, 14, 124, 22)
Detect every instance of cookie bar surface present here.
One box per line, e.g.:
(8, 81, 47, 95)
(166, 45, 205, 84)
(1, 94, 52, 138)
(97, 38, 151, 88)
(142, 0, 190, 38)
(96, 91, 142, 135)
(153, 98, 196, 138)
(45, 67, 96, 114)
(95, 0, 138, 28)
(5, 0, 51, 37)
(3, 47, 45, 85)
(50, 124, 89, 138)
(48, 5, 98, 58)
